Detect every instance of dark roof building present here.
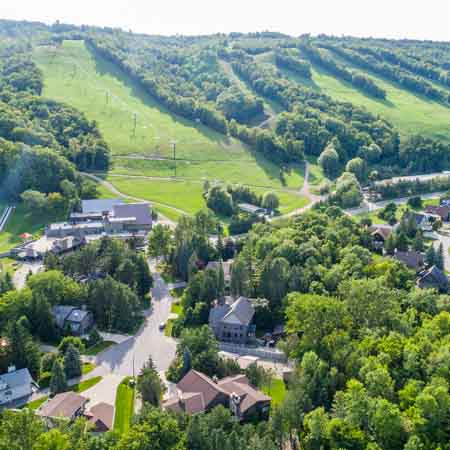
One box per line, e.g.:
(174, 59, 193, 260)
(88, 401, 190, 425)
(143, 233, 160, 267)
(393, 250, 424, 272)
(425, 205, 450, 221)
(52, 305, 94, 336)
(164, 370, 271, 420)
(418, 266, 449, 293)
(81, 199, 124, 214)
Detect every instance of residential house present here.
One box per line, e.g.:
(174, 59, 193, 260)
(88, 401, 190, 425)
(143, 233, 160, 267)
(209, 296, 255, 344)
(405, 212, 436, 232)
(163, 370, 271, 421)
(86, 402, 114, 433)
(369, 225, 393, 250)
(418, 265, 449, 292)
(52, 305, 94, 336)
(205, 260, 233, 285)
(0, 367, 38, 408)
(37, 392, 88, 425)
(425, 205, 450, 222)
(393, 250, 424, 272)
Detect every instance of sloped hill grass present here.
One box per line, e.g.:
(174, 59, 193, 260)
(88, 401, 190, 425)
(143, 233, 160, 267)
(34, 40, 305, 217)
(275, 50, 450, 142)
(33, 40, 251, 161)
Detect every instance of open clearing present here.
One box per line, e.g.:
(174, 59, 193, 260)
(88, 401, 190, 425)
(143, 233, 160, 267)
(34, 40, 307, 217)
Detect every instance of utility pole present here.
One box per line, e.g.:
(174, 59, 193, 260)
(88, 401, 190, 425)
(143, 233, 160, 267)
(171, 141, 177, 178)
(133, 113, 137, 139)
(106, 90, 109, 105)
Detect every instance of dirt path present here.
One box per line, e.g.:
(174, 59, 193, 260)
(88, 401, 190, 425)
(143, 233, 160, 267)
(81, 173, 187, 227)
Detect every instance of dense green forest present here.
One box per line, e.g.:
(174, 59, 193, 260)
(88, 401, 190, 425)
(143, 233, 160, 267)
(5, 19, 450, 450)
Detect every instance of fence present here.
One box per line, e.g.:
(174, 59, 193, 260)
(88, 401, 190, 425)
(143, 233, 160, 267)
(219, 342, 287, 363)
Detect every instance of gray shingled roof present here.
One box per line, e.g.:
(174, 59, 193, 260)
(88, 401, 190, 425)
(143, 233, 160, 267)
(0, 368, 35, 406)
(223, 297, 255, 326)
(52, 305, 76, 328)
(113, 203, 152, 226)
(81, 199, 123, 214)
(66, 309, 90, 324)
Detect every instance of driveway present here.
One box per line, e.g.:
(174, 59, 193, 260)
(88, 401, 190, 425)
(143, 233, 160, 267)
(13, 261, 43, 289)
(81, 374, 124, 408)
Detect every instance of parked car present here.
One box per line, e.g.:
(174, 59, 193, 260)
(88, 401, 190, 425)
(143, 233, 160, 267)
(159, 322, 166, 330)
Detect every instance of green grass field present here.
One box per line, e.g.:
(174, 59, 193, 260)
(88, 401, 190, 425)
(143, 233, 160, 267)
(72, 376, 103, 393)
(274, 50, 450, 142)
(107, 175, 308, 217)
(0, 205, 63, 253)
(34, 40, 306, 218)
(114, 377, 135, 434)
(262, 378, 287, 407)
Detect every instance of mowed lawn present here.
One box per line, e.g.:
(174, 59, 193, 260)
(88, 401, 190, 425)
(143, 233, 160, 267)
(34, 40, 253, 161)
(114, 377, 135, 434)
(107, 175, 309, 216)
(276, 51, 450, 143)
(111, 158, 304, 190)
(0, 204, 63, 253)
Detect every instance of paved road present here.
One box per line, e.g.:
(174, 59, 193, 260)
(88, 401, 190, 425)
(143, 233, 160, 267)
(90, 259, 177, 378)
(346, 192, 446, 216)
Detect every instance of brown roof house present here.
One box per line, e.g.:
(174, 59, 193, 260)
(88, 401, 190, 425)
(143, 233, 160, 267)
(85, 402, 114, 433)
(164, 370, 271, 421)
(37, 392, 88, 426)
(209, 296, 255, 344)
(368, 224, 394, 251)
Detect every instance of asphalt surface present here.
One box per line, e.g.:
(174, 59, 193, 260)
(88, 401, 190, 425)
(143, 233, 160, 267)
(91, 260, 177, 378)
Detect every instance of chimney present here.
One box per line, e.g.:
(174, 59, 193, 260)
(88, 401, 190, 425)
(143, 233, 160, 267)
(229, 392, 241, 419)
(7, 365, 16, 373)
(212, 375, 218, 384)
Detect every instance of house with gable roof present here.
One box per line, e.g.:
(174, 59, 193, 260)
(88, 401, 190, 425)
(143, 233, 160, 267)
(208, 296, 255, 344)
(163, 369, 271, 421)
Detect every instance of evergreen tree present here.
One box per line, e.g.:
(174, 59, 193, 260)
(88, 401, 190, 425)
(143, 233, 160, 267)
(181, 347, 192, 378)
(137, 356, 166, 406)
(426, 245, 436, 266)
(63, 344, 82, 379)
(412, 231, 424, 252)
(136, 254, 153, 298)
(218, 261, 225, 297)
(230, 258, 250, 297)
(436, 243, 445, 270)
(384, 233, 396, 256)
(395, 231, 409, 252)
(50, 359, 68, 395)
